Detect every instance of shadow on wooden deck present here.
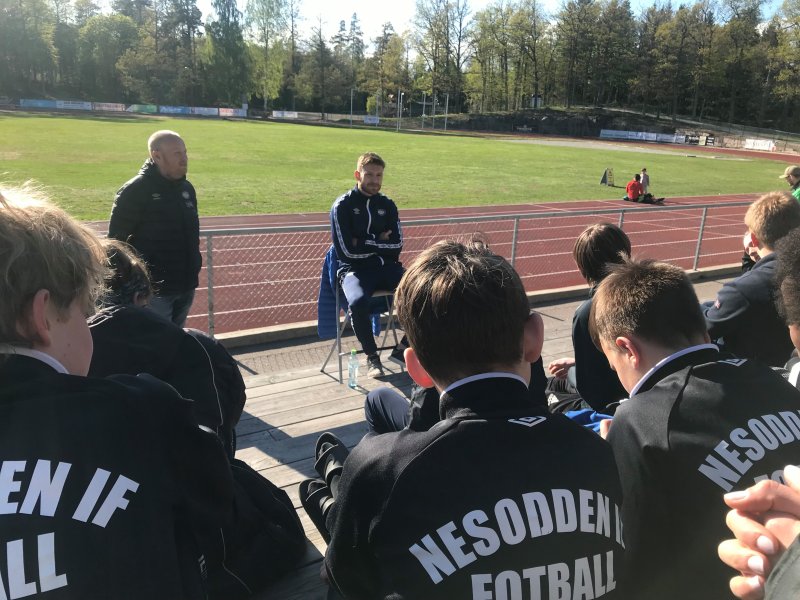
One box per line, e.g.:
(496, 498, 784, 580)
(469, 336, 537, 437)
(239, 363, 412, 599)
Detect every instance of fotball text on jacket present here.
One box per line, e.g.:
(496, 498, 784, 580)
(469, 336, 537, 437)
(409, 488, 623, 599)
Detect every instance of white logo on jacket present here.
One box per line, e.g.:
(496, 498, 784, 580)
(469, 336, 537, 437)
(377, 208, 386, 216)
(353, 208, 360, 215)
(182, 191, 190, 199)
(508, 416, 546, 428)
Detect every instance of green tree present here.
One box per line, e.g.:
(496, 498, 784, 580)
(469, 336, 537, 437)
(78, 14, 138, 99)
(204, 0, 249, 104)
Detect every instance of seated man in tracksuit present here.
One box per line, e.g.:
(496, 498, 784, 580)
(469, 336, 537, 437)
(323, 238, 627, 599)
(330, 152, 406, 378)
(592, 257, 800, 600)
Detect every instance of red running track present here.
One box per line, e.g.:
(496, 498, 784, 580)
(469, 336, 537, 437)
(168, 194, 754, 334)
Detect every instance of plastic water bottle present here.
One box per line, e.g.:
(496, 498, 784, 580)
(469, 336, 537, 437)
(348, 349, 359, 389)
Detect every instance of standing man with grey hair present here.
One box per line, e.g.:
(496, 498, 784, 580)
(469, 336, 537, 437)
(109, 130, 201, 326)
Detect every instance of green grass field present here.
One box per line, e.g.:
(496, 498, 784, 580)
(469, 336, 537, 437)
(0, 111, 787, 220)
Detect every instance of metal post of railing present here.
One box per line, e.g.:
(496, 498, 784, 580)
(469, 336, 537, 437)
(510, 217, 520, 266)
(693, 207, 709, 271)
(618, 209, 625, 229)
(205, 234, 215, 336)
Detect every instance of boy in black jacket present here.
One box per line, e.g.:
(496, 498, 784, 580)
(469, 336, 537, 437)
(591, 257, 800, 600)
(703, 191, 800, 366)
(0, 186, 233, 599)
(323, 239, 626, 600)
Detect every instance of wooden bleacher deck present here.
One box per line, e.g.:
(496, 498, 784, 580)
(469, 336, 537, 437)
(237, 363, 413, 600)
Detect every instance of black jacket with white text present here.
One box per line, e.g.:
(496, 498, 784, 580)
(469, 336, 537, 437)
(607, 347, 800, 600)
(0, 355, 233, 599)
(324, 376, 626, 600)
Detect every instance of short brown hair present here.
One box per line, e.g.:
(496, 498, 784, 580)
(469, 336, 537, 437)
(395, 238, 530, 384)
(590, 258, 706, 351)
(101, 238, 153, 307)
(573, 223, 631, 285)
(744, 191, 800, 249)
(0, 185, 106, 346)
(356, 152, 385, 172)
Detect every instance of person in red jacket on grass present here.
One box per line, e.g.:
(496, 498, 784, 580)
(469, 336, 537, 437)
(625, 173, 644, 202)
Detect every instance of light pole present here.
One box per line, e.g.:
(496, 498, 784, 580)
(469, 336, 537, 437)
(349, 88, 354, 127)
(444, 93, 449, 131)
(396, 89, 404, 132)
(421, 92, 426, 129)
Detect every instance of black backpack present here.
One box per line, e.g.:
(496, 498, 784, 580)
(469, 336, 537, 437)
(200, 459, 307, 599)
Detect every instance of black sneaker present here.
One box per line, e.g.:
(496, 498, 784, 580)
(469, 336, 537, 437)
(388, 345, 407, 365)
(367, 355, 385, 378)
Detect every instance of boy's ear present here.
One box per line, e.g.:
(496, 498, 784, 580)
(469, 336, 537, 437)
(353, 169, 362, 183)
(523, 312, 545, 363)
(16, 289, 52, 348)
(614, 336, 641, 368)
(405, 348, 435, 389)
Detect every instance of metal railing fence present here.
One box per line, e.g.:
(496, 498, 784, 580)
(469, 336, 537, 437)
(183, 201, 751, 336)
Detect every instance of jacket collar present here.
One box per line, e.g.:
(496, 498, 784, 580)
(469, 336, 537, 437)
(140, 158, 185, 186)
(439, 374, 542, 421)
(751, 252, 777, 271)
(0, 353, 64, 387)
(632, 345, 720, 396)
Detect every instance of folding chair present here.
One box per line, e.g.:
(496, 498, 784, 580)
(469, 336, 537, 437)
(320, 278, 400, 384)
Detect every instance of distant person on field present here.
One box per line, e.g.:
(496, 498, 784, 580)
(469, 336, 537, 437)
(591, 257, 800, 600)
(625, 173, 643, 202)
(780, 165, 800, 202)
(108, 130, 200, 327)
(330, 152, 407, 379)
(547, 223, 630, 413)
(640, 167, 650, 193)
(0, 184, 233, 598)
(307, 239, 626, 599)
(704, 191, 800, 366)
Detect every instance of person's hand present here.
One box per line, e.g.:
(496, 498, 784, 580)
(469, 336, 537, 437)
(718, 465, 800, 598)
(743, 232, 760, 262)
(378, 230, 392, 241)
(599, 418, 612, 439)
(547, 357, 575, 379)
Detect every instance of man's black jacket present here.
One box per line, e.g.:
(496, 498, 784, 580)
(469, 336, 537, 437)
(109, 159, 201, 294)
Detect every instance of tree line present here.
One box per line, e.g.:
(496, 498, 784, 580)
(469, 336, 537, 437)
(1, 0, 799, 130)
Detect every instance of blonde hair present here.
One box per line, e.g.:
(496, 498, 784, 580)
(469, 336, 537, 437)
(744, 191, 800, 250)
(0, 184, 107, 346)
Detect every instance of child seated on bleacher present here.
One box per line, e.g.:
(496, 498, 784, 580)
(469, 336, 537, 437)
(547, 223, 630, 413)
(89, 239, 245, 458)
(89, 238, 306, 598)
(304, 238, 627, 599)
(0, 185, 233, 598)
(592, 257, 800, 600)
